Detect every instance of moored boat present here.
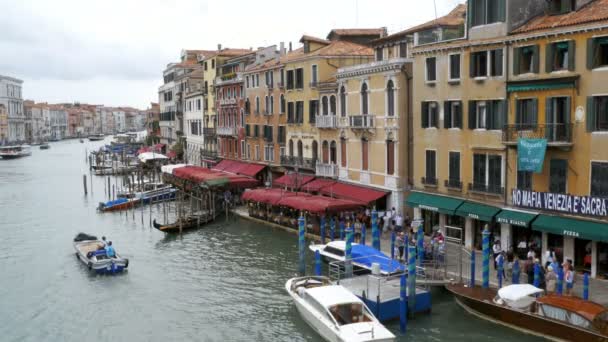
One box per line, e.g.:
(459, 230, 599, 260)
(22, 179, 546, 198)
(73, 233, 128, 274)
(39, 143, 50, 150)
(0, 145, 32, 159)
(286, 276, 395, 342)
(97, 198, 139, 212)
(445, 283, 608, 342)
(88, 134, 105, 141)
(309, 241, 405, 276)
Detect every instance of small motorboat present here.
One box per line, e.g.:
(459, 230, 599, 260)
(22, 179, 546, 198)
(73, 233, 128, 274)
(39, 143, 50, 150)
(97, 198, 139, 212)
(445, 283, 608, 342)
(88, 134, 105, 141)
(0, 145, 32, 159)
(310, 241, 405, 276)
(286, 276, 395, 342)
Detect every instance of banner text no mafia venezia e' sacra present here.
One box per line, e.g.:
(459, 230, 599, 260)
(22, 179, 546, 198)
(512, 189, 608, 217)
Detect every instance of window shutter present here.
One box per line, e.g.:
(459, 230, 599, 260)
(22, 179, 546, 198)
(444, 101, 451, 129)
(468, 100, 476, 129)
(531, 98, 538, 127)
(545, 43, 554, 73)
(421, 102, 428, 128)
(567, 40, 576, 71)
(497, 0, 506, 21)
(532, 45, 540, 73)
(587, 38, 595, 70)
(467, 0, 473, 30)
(486, 100, 493, 129)
(587, 96, 596, 132)
(456, 101, 463, 128)
(432, 104, 438, 128)
(469, 53, 475, 78)
(494, 49, 503, 76)
(545, 98, 554, 139)
(498, 100, 507, 130)
(513, 47, 521, 75)
(564, 97, 571, 124)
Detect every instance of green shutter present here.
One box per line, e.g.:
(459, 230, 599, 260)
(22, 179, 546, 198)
(587, 96, 596, 132)
(498, 100, 507, 130)
(546, 97, 554, 139)
(470, 52, 475, 78)
(561, 0, 573, 13)
(456, 101, 463, 128)
(494, 49, 504, 76)
(497, 0, 506, 22)
(467, 0, 473, 30)
(567, 40, 576, 71)
(433, 104, 439, 128)
(532, 45, 540, 73)
(531, 98, 538, 126)
(565, 96, 571, 140)
(444, 101, 451, 129)
(421, 102, 428, 128)
(468, 100, 476, 129)
(587, 38, 596, 70)
(486, 100, 494, 129)
(546, 43, 555, 73)
(513, 47, 521, 75)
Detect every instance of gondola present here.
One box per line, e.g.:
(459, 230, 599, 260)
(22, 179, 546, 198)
(152, 212, 214, 233)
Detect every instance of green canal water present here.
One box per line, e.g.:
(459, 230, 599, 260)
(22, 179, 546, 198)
(0, 139, 543, 341)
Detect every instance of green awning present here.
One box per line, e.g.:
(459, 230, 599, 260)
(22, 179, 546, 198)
(532, 215, 608, 242)
(455, 202, 501, 222)
(496, 209, 538, 228)
(405, 192, 464, 215)
(507, 81, 574, 93)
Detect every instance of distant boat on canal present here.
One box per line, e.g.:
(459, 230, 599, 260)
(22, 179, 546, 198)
(39, 143, 50, 150)
(73, 233, 129, 274)
(0, 145, 32, 159)
(88, 134, 105, 141)
(98, 186, 177, 212)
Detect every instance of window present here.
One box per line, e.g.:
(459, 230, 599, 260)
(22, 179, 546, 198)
(340, 86, 347, 117)
(448, 152, 461, 188)
(387, 81, 395, 116)
(255, 145, 260, 161)
(264, 145, 275, 162)
(361, 139, 369, 171)
(421, 101, 438, 128)
(549, 0, 574, 15)
(425, 150, 437, 185)
(472, 154, 502, 194)
(278, 126, 286, 144)
(286, 70, 294, 89)
(516, 99, 538, 129)
(211, 59, 215, 69)
(287, 102, 295, 123)
(196, 99, 201, 111)
(468, 100, 505, 130)
(241, 141, 246, 159)
(547, 41, 575, 72)
(245, 99, 250, 114)
(469, 0, 505, 27)
(264, 96, 269, 114)
(245, 124, 251, 137)
(340, 137, 347, 167)
(280, 95, 285, 114)
(449, 54, 461, 80)
(549, 159, 568, 193)
(387, 140, 395, 175)
(263, 125, 273, 142)
(361, 83, 369, 115)
(587, 36, 608, 69)
(255, 97, 260, 114)
(253, 125, 259, 137)
(517, 171, 533, 191)
(330, 96, 336, 115)
(280, 69, 285, 86)
(322, 96, 328, 115)
(399, 42, 407, 58)
(426, 57, 437, 82)
(309, 100, 318, 123)
(514, 45, 540, 75)
(472, 49, 503, 77)
(490, 49, 504, 76)
(296, 101, 304, 123)
(204, 62, 208, 71)
(587, 96, 608, 132)
(295, 68, 304, 89)
(591, 162, 608, 197)
(443, 101, 462, 129)
(256, 74, 260, 87)
(270, 95, 274, 114)
(247, 144, 251, 159)
(376, 48, 383, 61)
(311, 65, 318, 86)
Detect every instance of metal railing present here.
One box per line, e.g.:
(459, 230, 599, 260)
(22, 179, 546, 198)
(349, 115, 374, 129)
(315, 115, 337, 129)
(502, 123, 573, 144)
(217, 126, 237, 136)
(280, 155, 315, 169)
(468, 182, 504, 195)
(421, 177, 438, 186)
(202, 127, 216, 136)
(316, 162, 338, 178)
(445, 179, 462, 189)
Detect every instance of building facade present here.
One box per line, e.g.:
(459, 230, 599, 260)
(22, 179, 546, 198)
(0, 104, 7, 144)
(49, 106, 67, 140)
(0, 75, 25, 143)
(184, 70, 205, 165)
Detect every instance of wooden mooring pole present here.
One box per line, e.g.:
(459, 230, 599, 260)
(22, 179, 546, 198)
(83, 175, 87, 195)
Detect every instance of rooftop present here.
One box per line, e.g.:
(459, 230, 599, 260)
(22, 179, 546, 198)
(283, 40, 373, 63)
(512, 0, 608, 34)
(327, 28, 388, 40)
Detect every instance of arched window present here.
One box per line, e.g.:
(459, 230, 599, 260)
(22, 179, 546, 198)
(255, 97, 260, 114)
(312, 140, 318, 162)
(297, 140, 303, 158)
(340, 86, 346, 117)
(330, 95, 336, 115)
(330, 141, 337, 164)
(361, 83, 368, 115)
(322, 96, 329, 116)
(265, 96, 269, 114)
(280, 94, 285, 113)
(322, 141, 329, 163)
(387, 80, 395, 117)
(340, 137, 347, 167)
(245, 98, 250, 114)
(361, 138, 369, 171)
(289, 139, 294, 156)
(270, 95, 274, 114)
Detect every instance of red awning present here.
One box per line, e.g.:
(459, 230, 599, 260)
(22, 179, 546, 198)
(242, 188, 310, 205)
(166, 151, 177, 159)
(172, 166, 259, 189)
(213, 160, 266, 177)
(277, 195, 363, 215)
(273, 174, 315, 189)
(320, 182, 388, 204)
(301, 178, 337, 193)
(239, 163, 266, 177)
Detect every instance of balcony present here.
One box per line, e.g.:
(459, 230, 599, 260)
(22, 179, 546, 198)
(201, 149, 218, 160)
(444, 179, 463, 190)
(316, 162, 338, 178)
(468, 182, 504, 196)
(218, 98, 237, 106)
(217, 126, 237, 136)
(280, 155, 316, 170)
(503, 124, 573, 147)
(349, 115, 374, 129)
(203, 127, 216, 136)
(421, 177, 438, 187)
(315, 115, 337, 129)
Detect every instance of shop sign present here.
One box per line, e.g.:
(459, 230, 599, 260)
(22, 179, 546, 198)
(563, 230, 580, 238)
(512, 189, 608, 217)
(468, 214, 480, 220)
(497, 217, 527, 227)
(517, 138, 547, 173)
(419, 204, 439, 212)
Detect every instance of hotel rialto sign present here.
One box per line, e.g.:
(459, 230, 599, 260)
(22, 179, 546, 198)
(512, 189, 608, 217)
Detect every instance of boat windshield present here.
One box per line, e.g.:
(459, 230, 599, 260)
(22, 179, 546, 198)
(328, 303, 373, 326)
(324, 246, 345, 257)
(539, 304, 592, 329)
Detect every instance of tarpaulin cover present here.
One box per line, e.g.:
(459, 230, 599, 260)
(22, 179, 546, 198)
(242, 188, 310, 205)
(172, 166, 259, 189)
(351, 244, 406, 274)
(277, 195, 362, 214)
(302, 178, 337, 193)
(273, 174, 315, 189)
(160, 164, 188, 175)
(320, 182, 388, 204)
(213, 160, 266, 177)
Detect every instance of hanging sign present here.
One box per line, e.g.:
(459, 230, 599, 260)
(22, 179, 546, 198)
(512, 189, 608, 217)
(517, 138, 547, 173)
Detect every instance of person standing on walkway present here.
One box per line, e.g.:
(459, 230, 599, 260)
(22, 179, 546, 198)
(495, 251, 506, 280)
(544, 248, 556, 268)
(493, 240, 502, 269)
(396, 232, 405, 261)
(383, 211, 391, 234)
(545, 265, 557, 293)
(564, 262, 574, 295)
(525, 257, 535, 284)
(394, 212, 403, 233)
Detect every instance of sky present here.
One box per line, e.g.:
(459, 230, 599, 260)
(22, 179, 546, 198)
(0, 0, 464, 109)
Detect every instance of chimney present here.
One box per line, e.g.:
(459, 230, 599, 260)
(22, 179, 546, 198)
(280, 42, 285, 55)
(289, 42, 292, 52)
(217, 44, 222, 51)
(381, 27, 388, 38)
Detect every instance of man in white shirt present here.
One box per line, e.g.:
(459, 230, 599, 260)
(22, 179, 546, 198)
(394, 213, 403, 232)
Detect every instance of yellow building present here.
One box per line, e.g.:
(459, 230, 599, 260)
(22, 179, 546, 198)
(409, 0, 608, 278)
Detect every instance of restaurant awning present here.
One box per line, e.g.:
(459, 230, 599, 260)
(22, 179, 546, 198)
(405, 192, 464, 215)
(532, 215, 608, 242)
(319, 182, 388, 205)
(301, 178, 337, 193)
(496, 209, 538, 228)
(242, 188, 310, 205)
(212, 160, 266, 177)
(273, 174, 315, 189)
(277, 195, 363, 215)
(455, 201, 501, 222)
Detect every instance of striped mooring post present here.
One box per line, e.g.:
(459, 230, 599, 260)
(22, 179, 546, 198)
(371, 209, 380, 250)
(497, 255, 504, 288)
(533, 263, 540, 288)
(339, 220, 345, 241)
(391, 232, 396, 260)
(320, 216, 326, 245)
(408, 244, 417, 314)
(482, 227, 490, 289)
(298, 215, 306, 275)
(557, 266, 564, 295)
(345, 226, 354, 278)
(470, 249, 476, 287)
(315, 250, 322, 276)
(416, 224, 424, 266)
(330, 217, 335, 241)
(361, 223, 366, 246)
(400, 273, 408, 334)
(584, 273, 590, 300)
(512, 259, 520, 284)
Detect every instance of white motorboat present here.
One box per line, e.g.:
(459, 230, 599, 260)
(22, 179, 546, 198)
(0, 145, 32, 159)
(73, 233, 129, 274)
(285, 276, 395, 342)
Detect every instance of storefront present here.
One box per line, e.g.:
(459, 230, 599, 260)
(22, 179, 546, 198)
(405, 192, 464, 237)
(454, 202, 501, 250)
(495, 209, 539, 259)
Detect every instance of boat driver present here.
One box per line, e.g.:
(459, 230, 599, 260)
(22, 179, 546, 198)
(105, 241, 116, 258)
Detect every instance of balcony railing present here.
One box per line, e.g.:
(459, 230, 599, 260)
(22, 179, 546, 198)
(316, 162, 338, 178)
(201, 149, 218, 160)
(349, 115, 374, 129)
(315, 115, 337, 129)
(280, 155, 316, 170)
(468, 182, 504, 195)
(217, 126, 237, 136)
(203, 127, 216, 136)
(502, 123, 573, 145)
(421, 177, 438, 186)
(444, 179, 462, 190)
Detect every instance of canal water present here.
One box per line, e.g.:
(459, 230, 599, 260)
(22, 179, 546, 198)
(0, 139, 543, 341)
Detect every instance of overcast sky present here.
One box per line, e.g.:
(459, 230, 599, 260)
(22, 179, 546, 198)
(0, 0, 463, 109)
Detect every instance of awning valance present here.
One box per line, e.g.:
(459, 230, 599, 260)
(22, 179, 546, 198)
(455, 202, 501, 222)
(532, 215, 608, 242)
(405, 192, 464, 215)
(319, 182, 388, 205)
(507, 81, 574, 92)
(496, 209, 538, 228)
